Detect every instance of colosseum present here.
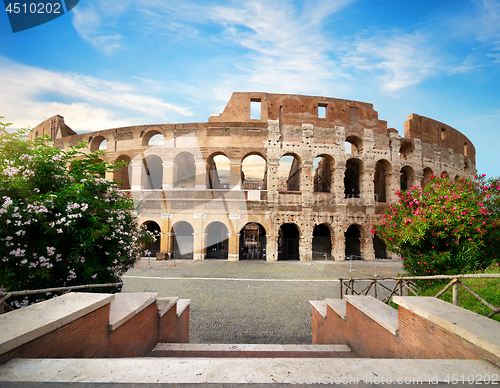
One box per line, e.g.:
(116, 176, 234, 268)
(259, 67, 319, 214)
(29, 92, 476, 262)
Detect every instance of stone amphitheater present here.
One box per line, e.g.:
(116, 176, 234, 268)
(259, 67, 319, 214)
(29, 92, 476, 262)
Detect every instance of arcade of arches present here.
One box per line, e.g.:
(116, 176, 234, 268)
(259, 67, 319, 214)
(37, 92, 476, 262)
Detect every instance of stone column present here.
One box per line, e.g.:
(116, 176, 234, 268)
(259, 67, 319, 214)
(333, 226, 345, 262)
(266, 234, 278, 261)
(388, 171, 401, 203)
(299, 235, 312, 262)
(162, 159, 175, 190)
(195, 162, 207, 190)
(301, 161, 314, 208)
(130, 158, 143, 191)
(333, 163, 346, 200)
(266, 159, 280, 205)
(228, 233, 240, 261)
(361, 236, 375, 261)
(362, 167, 375, 206)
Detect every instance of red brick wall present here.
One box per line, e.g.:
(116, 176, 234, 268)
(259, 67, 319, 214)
(109, 302, 159, 357)
(174, 305, 189, 343)
(158, 304, 177, 343)
(0, 304, 111, 364)
(314, 300, 500, 365)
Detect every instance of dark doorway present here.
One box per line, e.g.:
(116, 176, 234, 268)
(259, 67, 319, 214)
(373, 235, 387, 259)
(172, 221, 194, 260)
(312, 224, 332, 259)
(278, 223, 300, 260)
(345, 225, 362, 260)
(239, 223, 267, 260)
(205, 222, 228, 260)
(143, 221, 161, 256)
(344, 159, 360, 198)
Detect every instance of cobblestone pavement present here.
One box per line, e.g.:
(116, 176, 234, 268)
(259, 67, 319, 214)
(122, 259, 404, 345)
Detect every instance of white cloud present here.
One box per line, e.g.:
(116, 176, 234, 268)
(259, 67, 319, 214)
(0, 58, 193, 132)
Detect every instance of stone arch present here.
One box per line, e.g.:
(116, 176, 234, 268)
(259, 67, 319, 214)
(422, 167, 433, 188)
(142, 129, 165, 146)
(239, 222, 267, 260)
(312, 223, 332, 259)
(278, 153, 301, 192)
(171, 221, 194, 260)
(241, 154, 267, 190)
(344, 158, 363, 198)
(114, 155, 131, 190)
(205, 221, 229, 260)
(173, 152, 196, 188)
(345, 224, 363, 260)
(207, 152, 231, 189)
(143, 154, 163, 189)
(400, 165, 415, 192)
(278, 223, 300, 260)
(345, 134, 363, 154)
(399, 140, 414, 160)
(142, 220, 161, 256)
(89, 135, 107, 151)
(374, 159, 393, 202)
(313, 154, 334, 193)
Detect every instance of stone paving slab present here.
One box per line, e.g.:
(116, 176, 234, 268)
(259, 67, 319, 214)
(122, 259, 403, 344)
(0, 358, 498, 384)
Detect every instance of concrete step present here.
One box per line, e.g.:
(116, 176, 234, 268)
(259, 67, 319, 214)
(151, 343, 354, 358)
(0, 357, 498, 385)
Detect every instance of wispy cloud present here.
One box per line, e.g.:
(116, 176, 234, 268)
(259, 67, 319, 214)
(0, 57, 193, 131)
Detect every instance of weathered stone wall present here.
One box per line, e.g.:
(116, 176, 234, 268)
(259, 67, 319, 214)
(33, 92, 476, 262)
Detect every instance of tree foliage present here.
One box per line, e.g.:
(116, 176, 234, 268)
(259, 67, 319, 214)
(0, 119, 151, 307)
(373, 175, 500, 278)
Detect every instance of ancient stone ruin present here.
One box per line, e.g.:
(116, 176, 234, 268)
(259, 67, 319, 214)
(30, 92, 476, 261)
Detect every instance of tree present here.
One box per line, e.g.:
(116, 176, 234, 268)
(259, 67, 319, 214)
(0, 119, 152, 308)
(372, 175, 500, 278)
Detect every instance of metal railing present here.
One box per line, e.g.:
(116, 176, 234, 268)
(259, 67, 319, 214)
(339, 274, 500, 318)
(0, 282, 123, 314)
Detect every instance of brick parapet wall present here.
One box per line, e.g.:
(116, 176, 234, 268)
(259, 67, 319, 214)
(313, 297, 500, 365)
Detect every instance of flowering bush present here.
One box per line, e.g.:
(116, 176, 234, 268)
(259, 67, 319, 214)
(0, 119, 152, 308)
(372, 175, 500, 278)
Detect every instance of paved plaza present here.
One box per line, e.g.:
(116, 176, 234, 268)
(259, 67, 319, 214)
(122, 259, 404, 344)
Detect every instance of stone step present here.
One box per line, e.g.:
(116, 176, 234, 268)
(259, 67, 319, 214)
(151, 343, 354, 358)
(0, 357, 498, 385)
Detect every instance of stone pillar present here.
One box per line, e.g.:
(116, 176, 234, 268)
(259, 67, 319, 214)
(333, 225, 346, 262)
(228, 233, 239, 261)
(130, 158, 143, 191)
(299, 235, 312, 262)
(266, 160, 279, 205)
(361, 236, 375, 261)
(230, 162, 242, 190)
(333, 163, 346, 200)
(301, 161, 314, 207)
(162, 159, 175, 190)
(266, 234, 278, 261)
(388, 171, 401, 203)
(362, 167, 375, 205)
(195, 162, 207, 190)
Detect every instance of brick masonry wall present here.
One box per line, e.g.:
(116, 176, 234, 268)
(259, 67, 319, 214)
(314, 301, 500, 365)
(0, 304, 111, 364)
(109, 302, 159, 357)
(158, 305, 177, 343)
(174, 305, 189, 343)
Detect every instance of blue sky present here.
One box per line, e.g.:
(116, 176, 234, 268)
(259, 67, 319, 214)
(1, 0, 499, 177)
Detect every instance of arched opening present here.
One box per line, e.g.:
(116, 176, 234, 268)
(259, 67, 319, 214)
(344, 159, 361, 198)
(374, 160, 392, 202)
(422, 167, 433, 188)
(345, 135, 362, 154)
(171, 221, 194, 260)
(400, 166, 415, 192)
(278, 154, 301, 192)
(173, 152, 196, 188)
(312, 224, 332, 260)
(142, 130, 165, 146)
(90, 136, 107, 151)
(242, 154, 267, 190)
(239, 223, 267, 260)
(399, 141, 414, 160)
(345, 225, 362, 260)
(373, 234, 387, 259)
(208, 154, 230, 189)
(205, 222, 228, 260)
(114, 155, 131, 190)
(278, 223, 300, 260)
(143, 154, 163, 189)
(313, 156, 333, 193)
(143, 221, 161, 256)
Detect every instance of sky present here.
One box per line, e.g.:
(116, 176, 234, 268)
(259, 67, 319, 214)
(0, 0, 499, 177)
